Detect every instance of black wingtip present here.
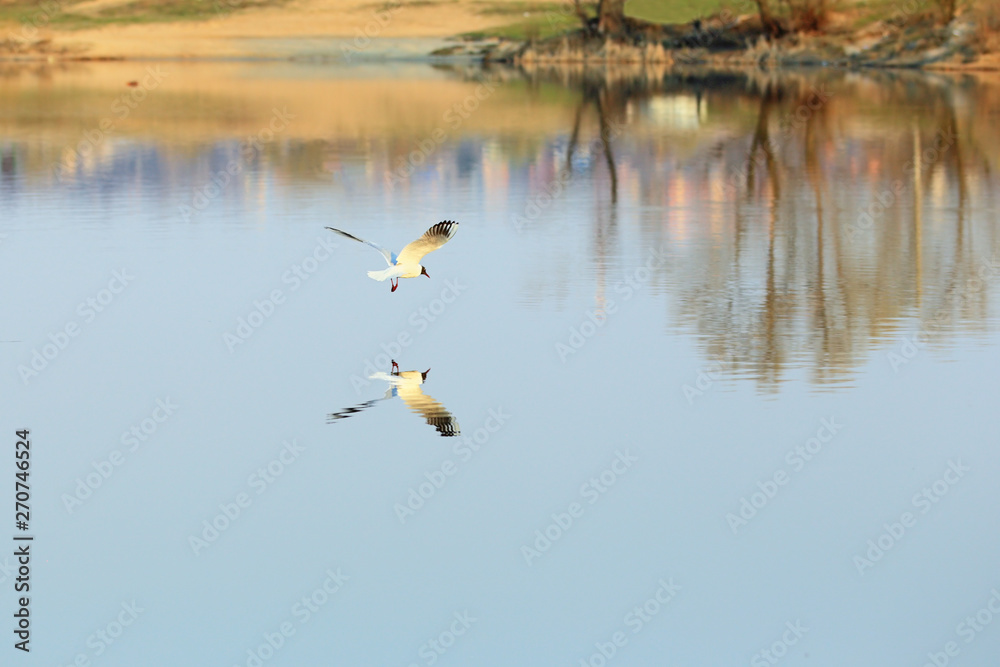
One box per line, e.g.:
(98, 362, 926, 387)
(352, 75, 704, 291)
(325, 226, 367, 244)
(429, 220, 459, 237)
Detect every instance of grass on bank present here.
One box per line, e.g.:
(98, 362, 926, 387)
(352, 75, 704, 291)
(0, 0, 996, 46)
(0, 0, 289, 31)
(460, 0, 732, 41)
(462, 0, 1000, 42)
(458, 0, 736, 41)
(458, 1, 581, 41)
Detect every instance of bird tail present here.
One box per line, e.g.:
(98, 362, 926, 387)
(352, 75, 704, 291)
(367, 266, 404, 282)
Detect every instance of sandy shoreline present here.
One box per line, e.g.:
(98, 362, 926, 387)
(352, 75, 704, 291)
(0, 0, 523, 60)
(2, 0, 996, 69)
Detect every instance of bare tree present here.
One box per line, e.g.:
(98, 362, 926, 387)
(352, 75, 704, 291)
(597, 0, 626, 34)
(565, 77, 621, 202)
(572, 0, 593, 32)
(937, 0, 957, 23)
(754, 0, 786, 37)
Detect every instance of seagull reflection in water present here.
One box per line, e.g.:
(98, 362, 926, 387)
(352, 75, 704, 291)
(327, 360, 460, 437)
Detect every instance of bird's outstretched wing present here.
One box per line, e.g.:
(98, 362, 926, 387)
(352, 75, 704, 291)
(326, 227, 397, 266)
(326, 397, 387, 424)
(389, 371, 460, 437)
(396, 221, 459, 266)
(397, 383, 461, 437)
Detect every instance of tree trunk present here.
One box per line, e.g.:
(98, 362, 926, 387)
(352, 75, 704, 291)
(938, 0, 956, 23)
(754, 0, 784, 37)
(573, 0, 591, 31)
(596, 89, 619, 204)
(597, 0, 626, 35)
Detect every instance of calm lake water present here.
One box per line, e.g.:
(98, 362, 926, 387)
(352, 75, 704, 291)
(2, 61, 1000, 666)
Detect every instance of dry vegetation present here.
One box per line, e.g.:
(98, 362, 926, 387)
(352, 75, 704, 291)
(0, 0, 996, 63)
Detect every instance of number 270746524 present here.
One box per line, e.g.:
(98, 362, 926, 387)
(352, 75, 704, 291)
(15, 430, 30, 531)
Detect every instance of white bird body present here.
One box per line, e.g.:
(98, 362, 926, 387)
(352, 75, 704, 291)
(369, 369, 424, 387)
(326, 221, 459, 292)
(367, 265, 411, 282)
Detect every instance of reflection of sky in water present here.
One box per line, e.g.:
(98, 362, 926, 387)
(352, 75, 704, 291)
(1, 63, 999, 666)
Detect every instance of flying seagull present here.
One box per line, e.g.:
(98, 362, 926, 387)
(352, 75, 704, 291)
(327, 361, 460, 437)
(325, 221, 459, 292)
